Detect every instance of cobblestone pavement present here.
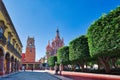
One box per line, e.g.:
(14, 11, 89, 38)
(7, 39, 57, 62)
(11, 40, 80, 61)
(0, 71, 61, 80)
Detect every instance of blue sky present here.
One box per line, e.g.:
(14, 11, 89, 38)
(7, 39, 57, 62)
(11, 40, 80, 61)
(3, 0, 120, 61)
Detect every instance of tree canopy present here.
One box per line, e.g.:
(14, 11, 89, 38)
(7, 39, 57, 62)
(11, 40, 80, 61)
(48, 56, 57, 67)
(69, 35, 90, 63)
(57, 46, 69, 65)
(87, 6, 120, 58)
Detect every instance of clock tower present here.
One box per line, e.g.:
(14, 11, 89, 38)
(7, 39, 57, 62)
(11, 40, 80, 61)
(25, 37, 36, 62)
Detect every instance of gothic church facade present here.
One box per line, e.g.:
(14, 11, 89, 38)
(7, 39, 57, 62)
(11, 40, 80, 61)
(46, 29, 64, 61)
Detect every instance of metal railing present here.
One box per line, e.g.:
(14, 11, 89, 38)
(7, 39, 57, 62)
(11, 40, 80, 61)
(7, 41, 21, 58)
(0, 33, 6, 45)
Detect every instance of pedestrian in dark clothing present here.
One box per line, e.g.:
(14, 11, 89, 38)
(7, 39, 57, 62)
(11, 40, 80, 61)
(56, 66, 59, 74)
(54, 65, 59, 74)
(31, 67, 33, 71)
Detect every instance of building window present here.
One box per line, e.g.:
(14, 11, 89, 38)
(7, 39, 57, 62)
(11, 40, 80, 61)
(0, 20, 6, 34)
(13, 39, 16, 46)
(0, 27, 3, 34)
(8, 35, 11, 42)
(16, 44, 18, 51)
(30, 49, 32, 52)
(8, 32, 12, 42)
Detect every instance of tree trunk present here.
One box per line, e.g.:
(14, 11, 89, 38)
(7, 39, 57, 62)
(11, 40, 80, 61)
(112, 58, 117, 68)
(78, 62, 84, 71)
(63, 65, 64, 71)
(97, 61, 100, 70)
(81, 64, 84, 71)
(71, 64, 75, 71)
(85, 62, 87, 68)
(98, 57, 110, 73)
(79, 62, 84, 71)
(104, 62, 110, 73)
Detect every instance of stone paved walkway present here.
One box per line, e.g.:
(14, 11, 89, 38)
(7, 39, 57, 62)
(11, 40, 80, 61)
(0, 71, 61, 80)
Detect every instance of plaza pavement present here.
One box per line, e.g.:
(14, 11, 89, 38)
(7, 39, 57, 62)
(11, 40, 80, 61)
(1, 70, 120, 80)
(0, 70, 72, 80)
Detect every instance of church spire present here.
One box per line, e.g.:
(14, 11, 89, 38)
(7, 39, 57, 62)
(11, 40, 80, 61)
(56, 28, 60, 38)
(56, 28, 59, 34)
(48, 40, 50, 46)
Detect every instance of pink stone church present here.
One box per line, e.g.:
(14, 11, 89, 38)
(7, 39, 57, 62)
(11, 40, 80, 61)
(46, 29, 64, 61)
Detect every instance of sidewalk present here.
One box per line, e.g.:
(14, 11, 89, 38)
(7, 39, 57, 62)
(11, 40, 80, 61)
(45, 70, 120, 80)
(0, 70, 63, 80)
(45, 70, 73, 80)
(0, 71, 20, 79)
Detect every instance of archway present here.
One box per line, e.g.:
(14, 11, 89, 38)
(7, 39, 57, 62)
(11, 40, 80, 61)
(5, 53, 10, 74)
(0, 48, 4, 75)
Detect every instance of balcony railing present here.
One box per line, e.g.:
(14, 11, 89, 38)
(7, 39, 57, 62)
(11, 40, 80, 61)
(7, 42, 21, 58)
(0, 33, 6, 45)
(13, 48, 21, 58)
(7, 42, 14, 52)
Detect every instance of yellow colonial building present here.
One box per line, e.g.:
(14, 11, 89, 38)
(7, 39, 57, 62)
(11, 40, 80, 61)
(0, 0, 23, 75)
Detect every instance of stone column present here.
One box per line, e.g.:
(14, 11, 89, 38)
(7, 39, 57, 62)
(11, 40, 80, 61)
(14, 62, 16, 72)
(11, 61, 14, 72)
(16, 62, 19, 71)
(26, 64, 28, 70)
(0, 56, 4, 75)
(33, 64, 35, 69)
(6, 60, 10, 74)
(18, 62, 21, 71)
(10, 61, 11, 72)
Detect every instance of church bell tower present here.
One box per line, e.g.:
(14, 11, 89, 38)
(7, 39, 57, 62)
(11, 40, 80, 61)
(25, 37, 36, 62)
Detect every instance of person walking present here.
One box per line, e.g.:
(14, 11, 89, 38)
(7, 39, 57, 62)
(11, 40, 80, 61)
(59, 64, 63, 75)
(22, 66, 25, 71)
(54, 64, 58, 74)
(31, 66, 33, 71)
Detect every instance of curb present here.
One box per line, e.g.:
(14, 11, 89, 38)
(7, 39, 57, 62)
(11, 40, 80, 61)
(45, 72, 62, 80)
(45, 70, 73, 80)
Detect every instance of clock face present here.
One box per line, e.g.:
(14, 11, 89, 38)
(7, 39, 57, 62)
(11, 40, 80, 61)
(29, 43, 33, 47)
(29, 43, 32, 45)
(30, 42, 33, 45)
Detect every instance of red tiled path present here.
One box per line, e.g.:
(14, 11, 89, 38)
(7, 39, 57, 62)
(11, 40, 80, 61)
(46, 70, 120, 80)
(62, 71, 120, 80)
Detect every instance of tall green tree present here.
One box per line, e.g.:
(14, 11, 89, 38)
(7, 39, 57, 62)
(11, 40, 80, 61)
(48, 56, 57, 67)
(87, 6, 120, 73)
(57, 46, 69, 65)
(69, 35, 90, 70)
